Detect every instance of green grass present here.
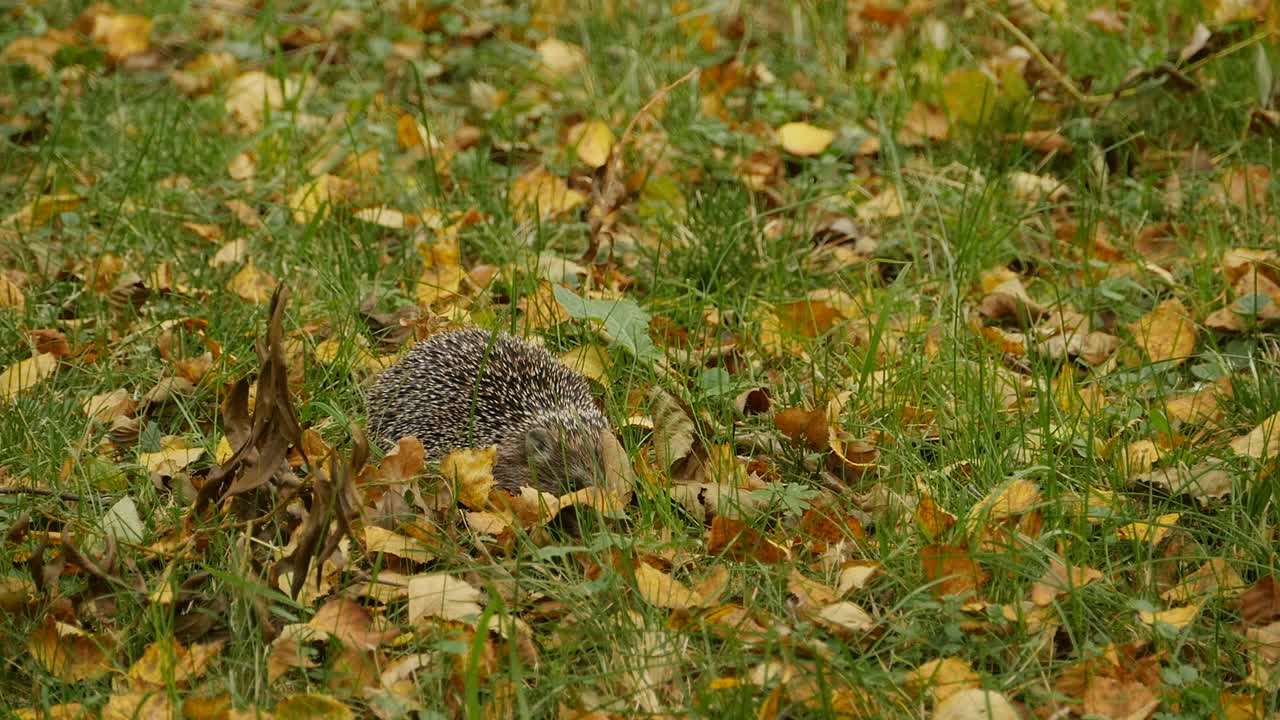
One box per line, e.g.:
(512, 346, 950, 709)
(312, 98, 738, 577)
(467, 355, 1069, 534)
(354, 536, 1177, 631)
(2, 0, 1279, 718)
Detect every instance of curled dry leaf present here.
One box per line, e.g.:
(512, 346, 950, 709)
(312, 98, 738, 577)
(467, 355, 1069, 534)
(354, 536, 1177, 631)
(1239, 576, 1280, 627)
(225, 71, 302, 133)
(650, 385, 697, 470)
(440, 447, 496, 510)
(964, 478, 1040, 536)
(86, 10, 152, 63)
(812, 601, 875, 637)
(288, 174, 359, 225)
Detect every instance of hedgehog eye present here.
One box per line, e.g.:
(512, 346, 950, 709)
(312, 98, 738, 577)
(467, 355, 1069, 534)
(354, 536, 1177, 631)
(525, 427, 558, 462)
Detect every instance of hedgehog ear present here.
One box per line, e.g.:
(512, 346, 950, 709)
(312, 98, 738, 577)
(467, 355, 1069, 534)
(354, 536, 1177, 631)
(525, 426, 559, 462)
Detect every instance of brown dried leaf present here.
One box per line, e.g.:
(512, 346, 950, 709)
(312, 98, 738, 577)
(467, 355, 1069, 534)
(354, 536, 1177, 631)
(921, 545, 987, 599)
(1129, 298, 1197, 365)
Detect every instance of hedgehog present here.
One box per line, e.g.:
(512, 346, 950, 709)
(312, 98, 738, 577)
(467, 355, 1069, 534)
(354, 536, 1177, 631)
(366, 328, 611, 494)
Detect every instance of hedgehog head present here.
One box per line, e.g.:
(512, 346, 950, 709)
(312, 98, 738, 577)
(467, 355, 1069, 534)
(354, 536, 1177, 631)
(494, 413, 605, 494)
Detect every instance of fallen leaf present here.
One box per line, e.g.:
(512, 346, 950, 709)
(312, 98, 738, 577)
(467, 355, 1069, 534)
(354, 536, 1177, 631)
(440, 447, 496, 510)
(536, 38, 587, 80)
(1230, 411, 1280, 460)
(906, 657, 981, 703)
(1137, 604, 1201, 630)
(509, 167, 586, 221)
(87, 12, 152, 63)
(227, 261, 278, 304)
(364, 526, 435, 563)
(406, 574, 484, 625)
(1239, 576, 1280, 626)
(812, 601, 875, 636)
(0, 275, 24, 310)
(1, 353, 57, 402)
(28, 618, 113, 681)
(567, 120, 615, 169)
(708, 516, 789, 563)
(776, 122, 835, 156)
(635, 562, 706, 609)
(139, 436, 205, 477)
(921, 545, 987, 599)
(932, 688, 1019, 720)
(1116, 512, 1181, 546)
(83, 389, 135, 423)
(1030, 558, 1103, 606)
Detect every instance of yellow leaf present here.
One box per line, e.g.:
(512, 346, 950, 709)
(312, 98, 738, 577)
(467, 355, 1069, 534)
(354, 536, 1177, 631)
(227, 260, 277, 304)
(635, 562, 705, 609)
(855, 185, 904, 221)
(536, 38, 586, 80)
(3, 193, 83, 230)
(1129, 298, 1197, 365)
(415, 237, 464, 307)
(966, 477, 1040, 533)
(440, 447, 496, 510)
(1116, 512, 1181, 546)
(812, 601, 876, 635)
(1, 353, 57, 402)
(89, 13, 152, 63)
(906, 657, 981, 703)
(776, 121, 835, 156)
(942, 69, 999, 127)
(932, 689, 1019, 720)
(0, 275, 24, 310)
(364, 526, 435, 563)
(1138, 604, 1201, 630)
(288, 174, 358, 225)
(1230, 411, 1280, 459)
(567, 120, 615, 168)
(406, 573, 484, 625)
(138, 436, 205, 476)
(560, 344, 612, 384)
(225, 71, 300, 133)
(509, 167, 586, 221)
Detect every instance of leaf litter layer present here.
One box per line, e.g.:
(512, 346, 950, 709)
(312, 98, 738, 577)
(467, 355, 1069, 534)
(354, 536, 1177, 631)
(1, 1, 1280, 718)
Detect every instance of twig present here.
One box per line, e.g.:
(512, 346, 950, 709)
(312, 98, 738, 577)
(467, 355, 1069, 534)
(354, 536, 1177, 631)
(582, 68, 699, 263)
(0, 487, 93, 503)
(986, 10, 1107, 106)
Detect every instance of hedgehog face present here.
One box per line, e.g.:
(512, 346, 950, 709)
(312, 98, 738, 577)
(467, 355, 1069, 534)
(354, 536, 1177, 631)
(494, 424, 604, 494)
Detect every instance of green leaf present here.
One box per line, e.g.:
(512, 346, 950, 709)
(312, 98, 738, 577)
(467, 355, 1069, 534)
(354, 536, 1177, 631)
(552, 285, 659, 360)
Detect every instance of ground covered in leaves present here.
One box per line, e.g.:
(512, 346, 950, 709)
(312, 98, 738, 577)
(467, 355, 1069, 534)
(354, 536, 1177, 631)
(2, 1, 1280, 718)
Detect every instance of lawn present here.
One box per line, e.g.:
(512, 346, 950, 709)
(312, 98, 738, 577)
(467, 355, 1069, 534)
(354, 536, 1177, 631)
(2, 1, 1279, 718)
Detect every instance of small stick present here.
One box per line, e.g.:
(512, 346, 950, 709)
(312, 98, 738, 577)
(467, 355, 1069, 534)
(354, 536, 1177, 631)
(0, 487, 92, 503)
